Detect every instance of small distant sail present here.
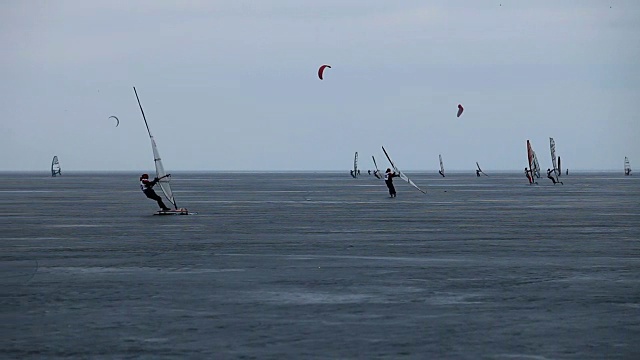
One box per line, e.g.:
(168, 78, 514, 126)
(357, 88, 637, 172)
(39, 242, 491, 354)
(625, 157, 632, 176)
(549, 137, 562, 183)
(550, 137, 560, 177)
(457, 104, 464, 118)
(51, 156, 61, 177)
(527, 140, 541, 179)
(476, 162, 488, 176)
(351, 152, 358, 178)
(372, 155, 382, 179)
(438, 154, 445, 177)
(382, 146, 427, 194)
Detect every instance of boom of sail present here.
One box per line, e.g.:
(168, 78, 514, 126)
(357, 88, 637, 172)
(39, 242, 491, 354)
(133, 87, 177, 210)
(51, 156, 61, 177)
(382, 146, 426, 194)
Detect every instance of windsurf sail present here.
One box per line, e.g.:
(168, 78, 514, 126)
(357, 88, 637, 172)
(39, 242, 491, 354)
(51, 156, 61, 177)
(550, 137, 561, 178)
(438, 154, 445, 177)
(476, 162, 488, 176)
(372, 155, 382, 179)
(352, 152, 358, 178)
(625, 157, 632, 175)
(527, 140, 541, 179)
(558, 156, 562, 177)
(382, 146, 427, 194)
(133, 87, 177, 210)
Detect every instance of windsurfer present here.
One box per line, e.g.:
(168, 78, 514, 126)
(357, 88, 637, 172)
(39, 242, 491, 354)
(368, 170, 371, 175)
(476, 170, 481, 177)
(140, 174, 171, 211)
(385, 168, 399, 197)
(525, 167, 533, 184)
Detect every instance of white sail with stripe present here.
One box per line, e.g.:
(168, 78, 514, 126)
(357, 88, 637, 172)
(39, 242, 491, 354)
(550, 137, 560, 177)
(51, 156, 61, 177)
(353, 152, 358, 178)
(134, 87, 177, 209)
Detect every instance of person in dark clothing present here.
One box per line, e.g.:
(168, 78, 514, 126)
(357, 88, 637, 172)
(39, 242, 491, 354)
(384, 168, 399, 197)
(140, 173, 171, 211)
(546, 168, 557, 184)
(476, 170, 481, 177)
(368, 170, 371, 175)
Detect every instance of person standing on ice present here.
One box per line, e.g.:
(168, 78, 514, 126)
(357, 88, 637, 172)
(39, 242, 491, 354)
(140, 173, 170, 211)
(384, 168, 399, 197)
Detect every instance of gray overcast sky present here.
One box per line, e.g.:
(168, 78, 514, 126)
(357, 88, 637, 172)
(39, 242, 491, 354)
(1, 0, 639, 172)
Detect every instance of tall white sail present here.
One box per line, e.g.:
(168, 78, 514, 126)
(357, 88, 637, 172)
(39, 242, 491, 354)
(134, 87, 177, 209)
(51, 156, 61, 177)
(550, 137, 560, 177)
(353, 152, 358, 178)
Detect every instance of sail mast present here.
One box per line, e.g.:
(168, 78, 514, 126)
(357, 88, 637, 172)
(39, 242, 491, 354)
(133, 87, 178, 209)
(133, 87, 152, 138)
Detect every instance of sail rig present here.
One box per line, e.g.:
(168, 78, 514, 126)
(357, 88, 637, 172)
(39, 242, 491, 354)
(133, 87, 178, 210)
(527, 140, 541, 178)
(438, 154, 445, 177)
(372, 155, 382, 179)
(51, 156, 61, 177)
(625, 157, 632, 175)
(476, 162, 488, 176)
(550, 137, 561, 178)
(352, 152, 358, 178)
(382, 146, 426, 194)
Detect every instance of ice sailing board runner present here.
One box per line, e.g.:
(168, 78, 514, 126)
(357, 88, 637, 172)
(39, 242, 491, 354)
(382, 146, 426, 194)
(134, 87, 189, 215)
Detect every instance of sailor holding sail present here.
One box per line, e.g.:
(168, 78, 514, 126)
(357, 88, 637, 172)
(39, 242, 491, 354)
(140, 174, 171, 211)
(525, 167, 534, 184)
(385, 168, 399, 197)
